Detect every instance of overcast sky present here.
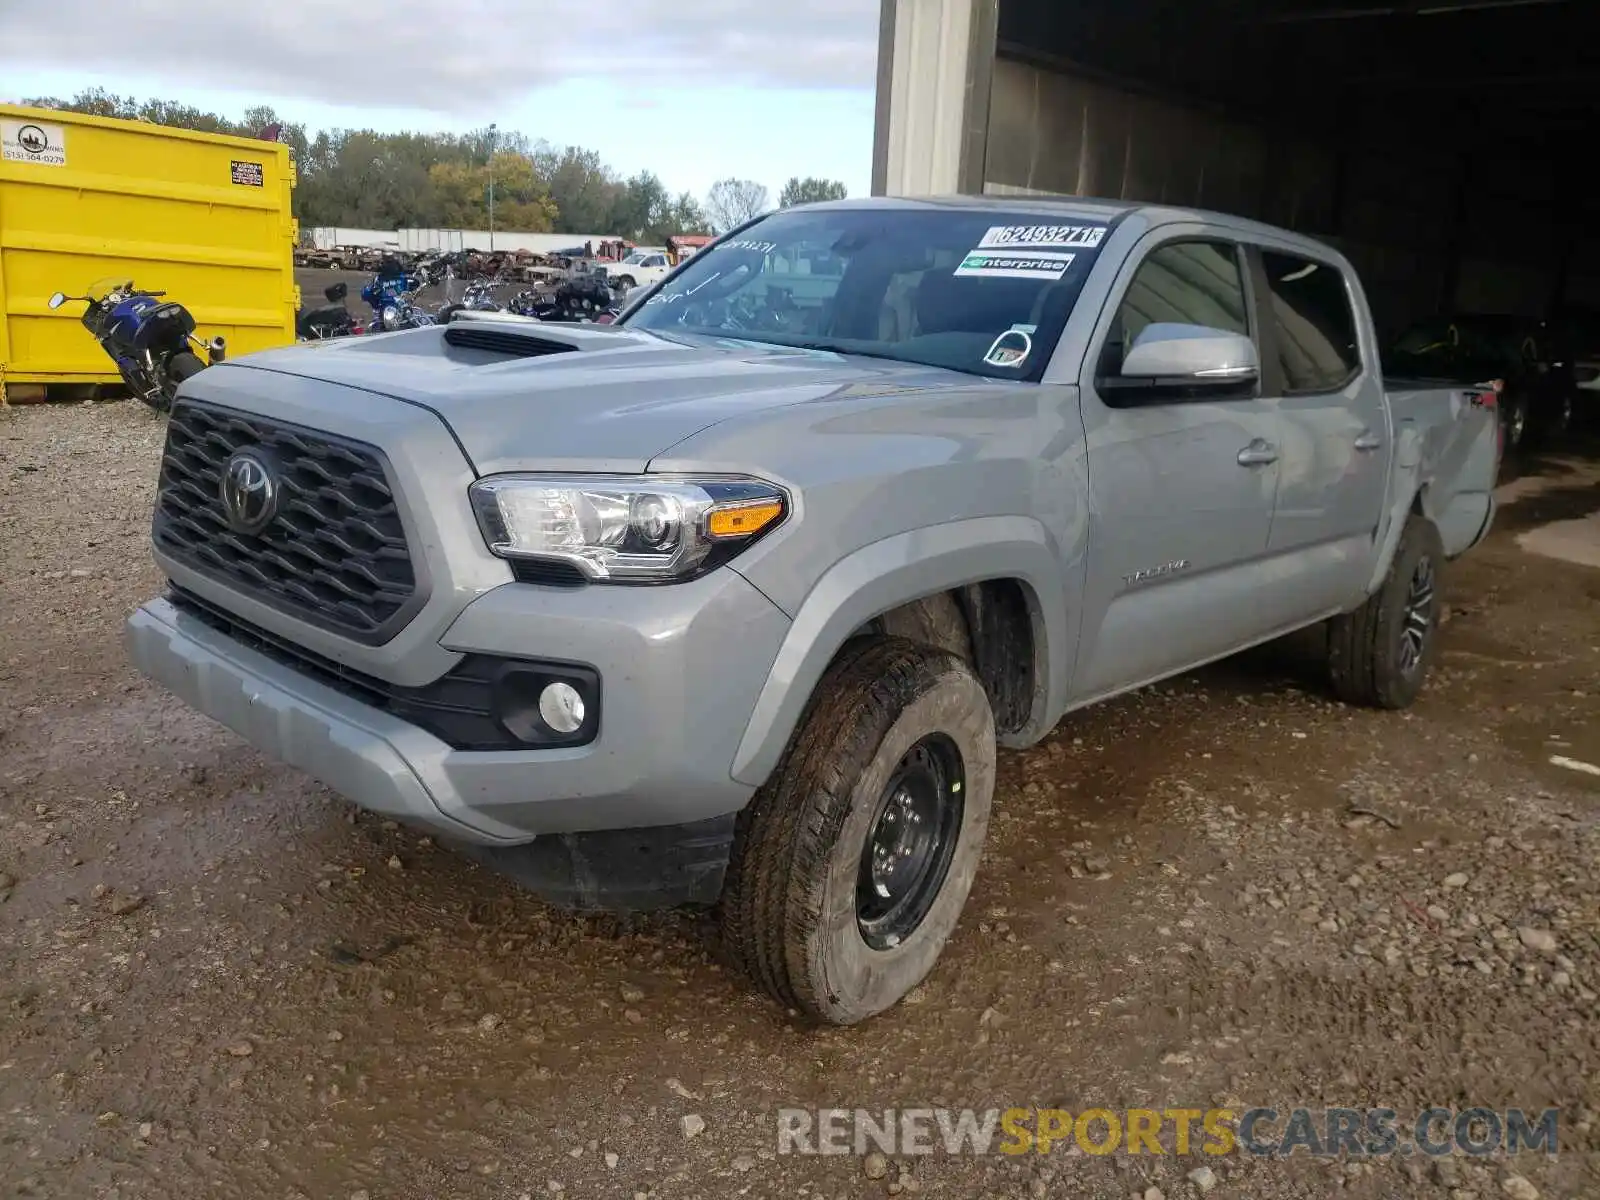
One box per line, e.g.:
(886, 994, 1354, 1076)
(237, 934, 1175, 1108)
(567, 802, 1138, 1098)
(0, 0, 880, 202)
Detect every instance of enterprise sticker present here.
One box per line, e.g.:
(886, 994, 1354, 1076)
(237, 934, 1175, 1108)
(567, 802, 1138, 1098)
(977, 223, 1108, 250)
(954, 250, 1075, 281)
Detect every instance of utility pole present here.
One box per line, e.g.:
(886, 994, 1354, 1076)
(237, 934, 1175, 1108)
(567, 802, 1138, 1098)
(487, 123, 498, 252)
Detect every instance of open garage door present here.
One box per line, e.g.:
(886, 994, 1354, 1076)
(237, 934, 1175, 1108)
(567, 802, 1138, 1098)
(872, 0, 1600, 340)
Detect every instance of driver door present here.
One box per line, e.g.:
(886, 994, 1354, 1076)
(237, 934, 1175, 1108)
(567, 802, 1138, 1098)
(1071, 234, 1284, 700)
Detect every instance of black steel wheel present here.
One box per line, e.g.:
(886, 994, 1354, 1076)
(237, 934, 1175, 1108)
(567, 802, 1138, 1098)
(721, 636, 997, 1025)
(856, 734, 965, 951)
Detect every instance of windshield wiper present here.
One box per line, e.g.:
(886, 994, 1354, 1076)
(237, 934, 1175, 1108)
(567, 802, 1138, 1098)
(764, 337, 909, 365)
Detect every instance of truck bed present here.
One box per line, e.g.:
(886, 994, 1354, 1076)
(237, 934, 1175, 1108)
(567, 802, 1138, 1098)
(1381, 376, 1501, 559)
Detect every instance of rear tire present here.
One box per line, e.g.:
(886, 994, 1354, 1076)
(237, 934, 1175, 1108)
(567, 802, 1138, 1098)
(1547, 392, 1574, 443)
(719, 637, 996, 1025)
(168, 350, 206, 381)
(159, 351, 207, 411)
(1327, 514, 1445, 710)
(1503, 396, 1529, 452)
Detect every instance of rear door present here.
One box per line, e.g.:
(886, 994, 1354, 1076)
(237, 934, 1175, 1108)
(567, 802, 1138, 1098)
(1072, 232, 1284, 700)
(1251, 245, 1390, 617)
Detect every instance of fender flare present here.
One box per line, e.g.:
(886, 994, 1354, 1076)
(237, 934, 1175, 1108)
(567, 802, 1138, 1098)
(729, 516, 1070, 787)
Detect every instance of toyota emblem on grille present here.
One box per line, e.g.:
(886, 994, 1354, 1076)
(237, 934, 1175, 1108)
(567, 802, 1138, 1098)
(220, 449, 280, 535)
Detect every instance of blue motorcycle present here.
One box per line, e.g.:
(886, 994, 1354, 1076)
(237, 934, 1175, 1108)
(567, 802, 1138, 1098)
(49, 278, 225, 412)
(361, 257, 446, 333)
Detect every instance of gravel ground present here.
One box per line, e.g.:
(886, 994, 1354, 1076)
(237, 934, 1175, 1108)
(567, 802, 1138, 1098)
(1, 401, 1597, 1200)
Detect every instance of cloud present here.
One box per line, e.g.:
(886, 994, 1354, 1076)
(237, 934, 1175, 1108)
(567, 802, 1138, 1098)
(0, 0, 880, 114)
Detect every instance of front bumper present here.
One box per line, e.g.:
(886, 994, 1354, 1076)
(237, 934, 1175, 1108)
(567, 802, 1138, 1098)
(126, 567, 791, 845)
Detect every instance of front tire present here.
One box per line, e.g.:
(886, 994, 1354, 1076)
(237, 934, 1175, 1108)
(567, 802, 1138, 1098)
(1327, 514, 1445, 709)
(720, 637, 996, 1025)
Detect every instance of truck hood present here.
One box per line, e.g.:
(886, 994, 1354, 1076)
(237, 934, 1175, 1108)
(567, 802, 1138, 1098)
(227, 322, 963, 474)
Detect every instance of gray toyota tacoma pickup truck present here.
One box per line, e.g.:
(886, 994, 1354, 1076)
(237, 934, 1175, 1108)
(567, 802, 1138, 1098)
(126, 195, 1502, 1024)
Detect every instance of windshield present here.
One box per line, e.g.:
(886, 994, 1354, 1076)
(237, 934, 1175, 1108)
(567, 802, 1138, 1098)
(619, 207, 1114, 380)
(622, 252, 647, 265)
(86, 277, 134, 301)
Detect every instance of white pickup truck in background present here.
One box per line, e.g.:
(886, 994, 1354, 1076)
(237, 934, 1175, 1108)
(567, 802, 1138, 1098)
(596, 248, 672, 293)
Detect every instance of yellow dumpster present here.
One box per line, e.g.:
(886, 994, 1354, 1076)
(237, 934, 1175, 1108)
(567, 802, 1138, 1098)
(0, 104, 297, 390)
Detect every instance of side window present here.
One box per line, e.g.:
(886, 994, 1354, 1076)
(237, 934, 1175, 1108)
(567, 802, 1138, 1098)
(1098, 240, 1249, 380)
(1260, 251, 1361, 392)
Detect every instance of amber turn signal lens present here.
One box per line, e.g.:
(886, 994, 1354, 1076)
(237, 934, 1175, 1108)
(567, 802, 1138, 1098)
(706, 499, 783, 539)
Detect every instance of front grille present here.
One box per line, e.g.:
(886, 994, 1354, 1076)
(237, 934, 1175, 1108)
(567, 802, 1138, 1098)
(169, 587, 529, 751)
(154, 400, 421, 644)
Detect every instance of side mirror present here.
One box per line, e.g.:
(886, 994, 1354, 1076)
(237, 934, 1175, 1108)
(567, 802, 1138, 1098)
(47, 292, 67, 310)
(1118, 322, 1260, 386)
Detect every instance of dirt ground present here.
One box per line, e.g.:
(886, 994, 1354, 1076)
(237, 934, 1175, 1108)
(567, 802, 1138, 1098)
(1, 402, 1596, 1200)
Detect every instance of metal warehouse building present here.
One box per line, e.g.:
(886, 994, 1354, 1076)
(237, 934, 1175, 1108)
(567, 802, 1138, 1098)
(870, 0, 1598, 339)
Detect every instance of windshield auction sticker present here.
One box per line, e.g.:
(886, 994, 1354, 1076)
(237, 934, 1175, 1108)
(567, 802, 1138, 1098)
(955, 250, 1075, 281)
(977, 223, 1108, 250)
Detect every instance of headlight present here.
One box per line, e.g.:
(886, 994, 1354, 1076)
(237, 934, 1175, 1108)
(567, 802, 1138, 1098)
(382, 304, 399, 329)
(469, 474, 788, 583)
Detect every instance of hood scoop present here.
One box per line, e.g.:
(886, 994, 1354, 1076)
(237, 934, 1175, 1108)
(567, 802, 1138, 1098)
(443, 319, 578, 360)
(438, 311, 666, 361)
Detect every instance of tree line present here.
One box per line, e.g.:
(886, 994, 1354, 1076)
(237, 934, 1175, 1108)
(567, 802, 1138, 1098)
(21, 89, 851, 242)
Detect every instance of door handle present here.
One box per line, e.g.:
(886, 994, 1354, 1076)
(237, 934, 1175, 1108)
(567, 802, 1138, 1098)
(1237, 439, 1279, 466)
(1354, 431, 1383, 452)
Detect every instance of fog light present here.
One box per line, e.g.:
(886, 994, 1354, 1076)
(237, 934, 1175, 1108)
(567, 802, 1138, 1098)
(538, 681, 585, 734)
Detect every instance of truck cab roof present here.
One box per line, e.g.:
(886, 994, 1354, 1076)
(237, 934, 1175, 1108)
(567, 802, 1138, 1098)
(794, 193, 1352, 267)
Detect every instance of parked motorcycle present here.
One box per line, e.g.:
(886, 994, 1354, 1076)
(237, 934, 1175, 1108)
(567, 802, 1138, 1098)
(506, 289, 545, 319)
(361, 274, 438, 333)
(48, 278, 225, 412)
(436, 276, 503, 326)
(517, 275, 619, 323)
(297, 281, 362, 340)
